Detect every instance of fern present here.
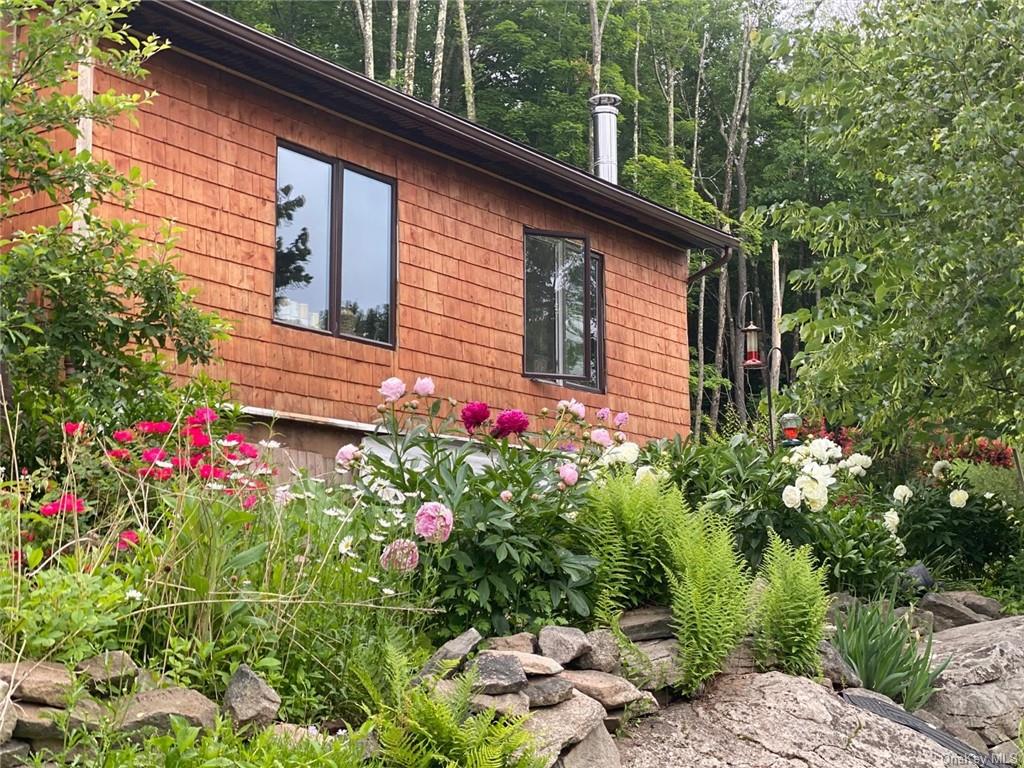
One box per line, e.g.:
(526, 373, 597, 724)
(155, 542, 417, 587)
(666, 508, 751, 695)
(753, 530, 829, 676)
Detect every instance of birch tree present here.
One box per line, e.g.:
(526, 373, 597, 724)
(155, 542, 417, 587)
(455, 0, 476, 120)
(430, 0, 450, 105)
(352, 0, 374, 79)
(402, 0, 419, 94)
(388, 0, 399, 82)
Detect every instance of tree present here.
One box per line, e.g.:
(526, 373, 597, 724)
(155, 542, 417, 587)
(430, 0, 450, 105)
(776, 0, 1024, 446)
(1, 0, 226, 461)
(402, 0, 420, 94)
(352, 0, 375, 78)
(455, 0, 476, 120)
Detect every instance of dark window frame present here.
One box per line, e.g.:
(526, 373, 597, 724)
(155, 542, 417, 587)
(272, 139, 398, 349)
(566, 250, 606, 394)
(521, 228, 603, 387)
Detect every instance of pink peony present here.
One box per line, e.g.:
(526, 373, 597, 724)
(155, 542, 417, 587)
(558, 463, 579, 487)
(238, 443, 260, 460)
(380, 538, 420, 572)
(136, 420, 173, 435)
(614, 411, 629, 428)
(596, 407, 611, 422)
(336, 443, 360, 468)
(491, 409, 530, 439)
(186, 427, 211, 449)
(590, 428, 613, 448)
(499, 490, 513, 503)
(413, 501, 454, 543)
(379, 376, 407, 402)
(242, 494, 259, 509)
(141, 446, 167, 464)
(106, 449, 131, 461)
(413, 376, 436, 397)
(116, 530, 140, 551)
(63, 422, 83, 437)
(557, 399, 586, 420)
(40, 493, 86, 517)
(112, 429, 134, 443)
(187, 407, 219, 426)
(461, 401, 491, 434)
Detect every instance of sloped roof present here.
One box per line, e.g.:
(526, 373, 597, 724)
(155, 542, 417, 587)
(128, 0, 739, 253)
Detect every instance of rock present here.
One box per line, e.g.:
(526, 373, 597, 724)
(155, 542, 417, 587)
(895, 606, 935, 634)
(905, 562, 935, 591)
(820, 640, 862, 689)
(471, 652, 527, 694)
(720, 637, 758, 676)
(76, 651, 138, 692)
(118, 687, 218, 733)
(223, 664, 281, 728)
(11, 698, 104, 741)
(0, 739, 30, 766)
(618, 608, 673, 642)
(485, 651, 562, 676)
(911, 709, 945, 730)
(604, 692, 660, 733)
(418, 628, 483, 679)
(432, 678, 531, 715)
(0, 683, 13, 743)
(522, 691, 606, 768)
(574, 630, 621, 674)
(942, 591, 1003, 620)
(524, 676, 575, 708)
(991, 739, 1020, 764)
(922, 615, 1024, 747)
(559, 670, 646, 709)
(618, 672, 955, 768)
(484, 633, 536, 654)
(0, 663, 73, 707)
(561, 723, 621, 768)
(267, 722, 327, 744)
(919, 592, 991, 631)
(843, 687, 900, 707)
(537, 627, 591, 666)
(827, 592, 861, 624)
(632, 639, 684, 691)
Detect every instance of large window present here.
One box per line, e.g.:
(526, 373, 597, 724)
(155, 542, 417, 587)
(523, 230, 604, 390)
(274, 144, 395, 345)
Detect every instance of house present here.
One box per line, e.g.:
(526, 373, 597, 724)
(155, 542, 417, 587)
(46, 0, 738, 463)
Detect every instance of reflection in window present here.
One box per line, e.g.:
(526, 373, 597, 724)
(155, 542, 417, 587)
(272, 144, 396, 344)
(274, 147, 331, 331)
(523, 233, 597, 383)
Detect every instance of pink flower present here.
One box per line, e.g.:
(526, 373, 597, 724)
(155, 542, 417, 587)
(112, 429, 134, 443)
(221, 432, 246, 446)
(141, 446, 167, 464)
(136, 420, 173, 435)
(414, 502, 454, 543)
(238, 443, 259, 459)
(63, 422, 83, 437)
(491, 409, 529, 439)
(558, 399, 586, 420)
(596, 407, 611, 422)
(40, 493, 86, 517)
(336, 443, 360, 468)
(614, 411, 629, 428)
(379, 376, 407, 403)
(187, 407, 219, 426)
(413, 376, 435, 397)
(590, 428, 613, 448)
(461, 401, 491, 434)
(106, 449, 131, 461)
(499, 490, 513, 503)
(242, 494, 259, 509)
(186, 427, 211, 448)
(116, 530, 139, 551)
(558, 463, 579, 487)
(380, 539, 420, 572)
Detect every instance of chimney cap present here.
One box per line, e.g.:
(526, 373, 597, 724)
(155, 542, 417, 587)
(588, 93, 622, 109)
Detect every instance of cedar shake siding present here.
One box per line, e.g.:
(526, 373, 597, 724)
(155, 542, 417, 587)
(88, 49, 694, 442)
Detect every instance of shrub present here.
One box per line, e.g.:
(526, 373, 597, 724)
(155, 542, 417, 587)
(579, 472, 688, 622)
(808, 502, 905, 596)
(833, 600, 949, 711)
(666, 508, 751, 695)
(753, 531, 828, 676)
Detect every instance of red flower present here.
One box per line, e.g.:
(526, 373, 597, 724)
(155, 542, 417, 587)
(141, 446, 167, 463)
(137, 467, 173, 481)
(187, 428, 211, 449)
(198, 463, 228, 481)
(238, 443, 259, 459)
(461, 401, 491, 434)
(187, 407, 218, 426)
(112, 429, 134, 443)
(223, 432, 246, 444)
(136, 420, 173, 435)
(116, 530, 140, 551)
(242, 494, 258, 509)
(40, 493, 86, 517)
(106, 449, 132, 462)
(10, 550, 23, 568)
(63, 422, 83, 437)
(490, 409, 530, 439)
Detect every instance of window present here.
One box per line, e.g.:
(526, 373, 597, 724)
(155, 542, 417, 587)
(523, 230, 604, 389)
(274, 144, 395, 345)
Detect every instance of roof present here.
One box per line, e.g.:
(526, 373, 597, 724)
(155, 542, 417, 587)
(127, 0, 740, 253)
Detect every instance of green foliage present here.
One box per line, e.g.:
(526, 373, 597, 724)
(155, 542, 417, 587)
(833, 601, 949, 711)
(952, 459, 1024, 514)
(1, 0, 228, 465)
(776, 0, 1024, 446)
(752, 531, 828, 676)
(580, 472, 689, 622)
(622, 155, 724, 224)
(808, 502, 904, 597)
(666, 507, 751, 695)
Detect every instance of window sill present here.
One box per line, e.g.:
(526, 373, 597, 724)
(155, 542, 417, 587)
(527, 376, 605, 396)
(272, 318, 396, 350)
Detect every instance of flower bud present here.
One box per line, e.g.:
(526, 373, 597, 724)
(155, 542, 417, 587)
(540, 407, 549, 416)
(377, 404, 387, 413)
(409, 400, 419, 410)
(557, 482, 566, 491)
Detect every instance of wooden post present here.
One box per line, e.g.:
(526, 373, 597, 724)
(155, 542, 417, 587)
(770, 239, 782, 394)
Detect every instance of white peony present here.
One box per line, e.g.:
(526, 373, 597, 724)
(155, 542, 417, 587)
(931, 460, 951, 478)
(808, 437, 842, 463)
(801, 461, 837, 488)
(782, 485, 802, 509)
(635, 465, 665, 484)
(893, 484, 914, 504)
(599, 441, 640, 466)
(804, 492, 828, 512)
(883, 508, 900, 535)
(949, 489, 969, 508)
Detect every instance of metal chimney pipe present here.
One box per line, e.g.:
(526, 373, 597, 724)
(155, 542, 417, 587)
(589, 93, 621, 184)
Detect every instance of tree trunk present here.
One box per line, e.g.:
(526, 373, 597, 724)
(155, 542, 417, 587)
(691, 29, 708, 174)
(632, 0, 640, 182)
(430, 0, 449, 106)
(455, 0, 475, 120)
(353, 0, 375, 79)
(710, 270, 729, 430)
(694, 255, 707, 440)
(666, 67, 675, 160)
(402, 0, 419, 95)
(388, 0, 399, 82)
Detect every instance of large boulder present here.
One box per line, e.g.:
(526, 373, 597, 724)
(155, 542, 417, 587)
(940, 591, 1003, 620)
(521, 690, 605, 768)
(918, 593, 990, 632)
(618, 608, 673, 642)
(537, 627, 591, 666)
(483, 651, 562, 676)
(561, 723, 621, 768)
(484, 633, 536, 654)
(574, 630, 621, 674)
(418, 628, 483, 679)
(524, 676, 575, 708)
(820, 641, 862, 689)
(223, 664, 281, 728)
(922, 615, 1024, 748)
(470, 652, 527, 694)
(618, 672, 955, 767)
(118, 687, 218, 732)
(632, 639, 685, 691)
(0, 662, 73, 707)
(76, 651, 138, 693)
(558, 670, 646, 709)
